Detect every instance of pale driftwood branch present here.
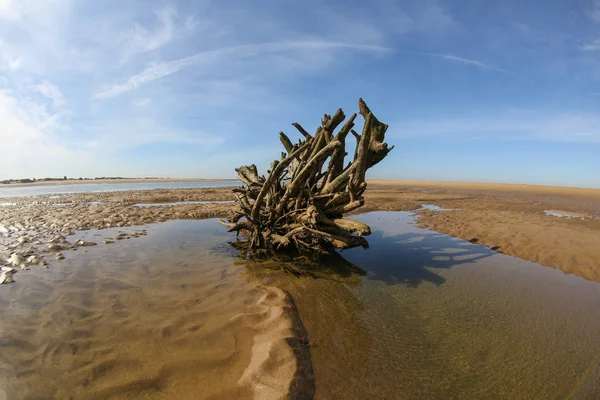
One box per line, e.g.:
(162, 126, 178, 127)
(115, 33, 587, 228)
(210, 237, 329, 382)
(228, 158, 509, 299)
(221, 98, 392, 254)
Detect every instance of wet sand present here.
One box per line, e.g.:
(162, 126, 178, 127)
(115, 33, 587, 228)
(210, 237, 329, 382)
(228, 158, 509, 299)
(0, 221, 313, 399)
(1, 181, 600, 398)
(1, 180, 599, 282)
(363, 180, 600, 282)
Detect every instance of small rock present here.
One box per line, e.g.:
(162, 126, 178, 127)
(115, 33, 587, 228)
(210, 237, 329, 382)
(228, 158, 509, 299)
(103, 240, 115, 244)
(7, 253, 24, 267)
(49, 235, 66, 244)
(76, 240, 97, 247)
(27, 255, 40, 264)
(48, 243, 65, 251)
(0, 271, 15, 284)
(56, 253, 65, 260)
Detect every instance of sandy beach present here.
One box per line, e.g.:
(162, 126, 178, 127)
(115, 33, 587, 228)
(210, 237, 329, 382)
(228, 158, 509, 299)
(362, 180, 600, 281)
(1, 180, 599, 282)
(1, 179, 599, 398)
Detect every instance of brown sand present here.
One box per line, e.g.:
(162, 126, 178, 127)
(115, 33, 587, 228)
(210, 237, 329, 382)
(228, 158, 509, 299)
(2, 181, 600, 282)
(363, 180, 600, 282)
(0, 222, 313, 399)
(1, 180, 600, 398)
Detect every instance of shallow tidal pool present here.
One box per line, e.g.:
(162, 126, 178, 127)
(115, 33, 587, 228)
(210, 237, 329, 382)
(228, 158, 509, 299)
(1, 211, 599, 399)
(268, 211, 600, 399)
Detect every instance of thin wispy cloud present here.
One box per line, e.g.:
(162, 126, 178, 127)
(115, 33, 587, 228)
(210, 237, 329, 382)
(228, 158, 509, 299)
(120, 4, 196, 56)
(421, 53, 514, 75)
(36, 81, 65, 108)
(132, 98, 152, 107)
(94, 41, 391, 99)
(588, 0, 600, 22)
(581, 38, 600, 51)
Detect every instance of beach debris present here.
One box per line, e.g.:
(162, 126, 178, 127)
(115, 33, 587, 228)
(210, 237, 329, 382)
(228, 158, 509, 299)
(7, 253, 25, 268)
(75, 240, 97, 247)
(48, 243, 66, 251)
(49, 234, 67, 244)
(26, 255, 44, 265)
(220, 98, 393, 254)
(0, 268, 15, 284)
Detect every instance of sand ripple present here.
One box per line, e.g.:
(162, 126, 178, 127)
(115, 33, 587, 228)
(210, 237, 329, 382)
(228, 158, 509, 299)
(0, 221, 313, 399)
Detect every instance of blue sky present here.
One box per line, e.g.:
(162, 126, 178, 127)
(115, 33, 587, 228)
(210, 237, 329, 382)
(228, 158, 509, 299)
(0, 0, 599, 187)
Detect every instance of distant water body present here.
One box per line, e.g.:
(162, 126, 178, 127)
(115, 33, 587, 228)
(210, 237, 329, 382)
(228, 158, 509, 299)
(0, 180, 240, 197)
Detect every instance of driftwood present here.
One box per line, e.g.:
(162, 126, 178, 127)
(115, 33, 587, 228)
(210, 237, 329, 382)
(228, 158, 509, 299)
(220, 98, 393, 254)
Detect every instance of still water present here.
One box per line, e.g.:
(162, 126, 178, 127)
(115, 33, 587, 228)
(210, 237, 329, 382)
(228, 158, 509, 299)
(264, 212, 600, 399)
(0, 180, 240, 198)
(1, 212, 599, 399)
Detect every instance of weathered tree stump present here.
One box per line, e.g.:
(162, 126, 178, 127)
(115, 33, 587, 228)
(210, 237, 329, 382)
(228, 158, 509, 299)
(220, 98, 393, 255)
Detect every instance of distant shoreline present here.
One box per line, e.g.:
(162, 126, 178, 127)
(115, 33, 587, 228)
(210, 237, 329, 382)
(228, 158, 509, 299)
(2, 178, 599, 199)
(0, 178, 238, 189)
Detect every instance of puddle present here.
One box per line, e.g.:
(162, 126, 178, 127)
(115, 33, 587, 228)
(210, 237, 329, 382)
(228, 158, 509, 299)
(2, 212, 600, 399)
(544, 209, 588, 220)
(265, 211, 600, 399)
(133, 200, 234, 207)
(418, 204, 461, 211)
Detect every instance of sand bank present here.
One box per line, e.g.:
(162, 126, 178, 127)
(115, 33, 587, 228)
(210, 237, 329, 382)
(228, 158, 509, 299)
(2, 181, 599, 282)
(363, 181, 600, 282)
(0, 221, 313, 399)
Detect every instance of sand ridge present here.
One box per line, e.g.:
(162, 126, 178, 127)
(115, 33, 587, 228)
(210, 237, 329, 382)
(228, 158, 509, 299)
(0, 222, 313, 399)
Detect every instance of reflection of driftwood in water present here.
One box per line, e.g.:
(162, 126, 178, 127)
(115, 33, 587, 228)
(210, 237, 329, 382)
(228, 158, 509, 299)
(220, 98, 393, 255)
(229, 240, 366, 284)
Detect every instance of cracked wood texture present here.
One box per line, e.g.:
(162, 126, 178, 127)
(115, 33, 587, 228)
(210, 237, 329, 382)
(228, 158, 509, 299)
(220, 98, 393, 255)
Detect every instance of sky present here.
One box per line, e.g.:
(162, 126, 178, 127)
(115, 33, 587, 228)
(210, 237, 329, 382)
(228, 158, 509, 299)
(0, 0, 599, 187)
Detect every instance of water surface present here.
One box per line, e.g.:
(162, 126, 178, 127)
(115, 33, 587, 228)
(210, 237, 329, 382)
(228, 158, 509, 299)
(0, 220, 297, 399)
(0, 180, 240, 198)
(264, 212, 600, 399)
(1, 212, 599, 399)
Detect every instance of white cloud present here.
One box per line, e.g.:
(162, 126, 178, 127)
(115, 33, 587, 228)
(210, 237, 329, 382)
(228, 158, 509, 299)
(81, 118, 226, 151)
(0, 39, 21, 71)
(132, 97, 152, 107)
(589, 0, 600, 22)
(36, 81, 65, 107)
(120, 4, 196, 56)
(422, 53, 514, 75)
(94, 41, 391, 99)
(582, 38, 600, 51)
(0, 0, 62, 21)
(0, 89, 74, 177)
